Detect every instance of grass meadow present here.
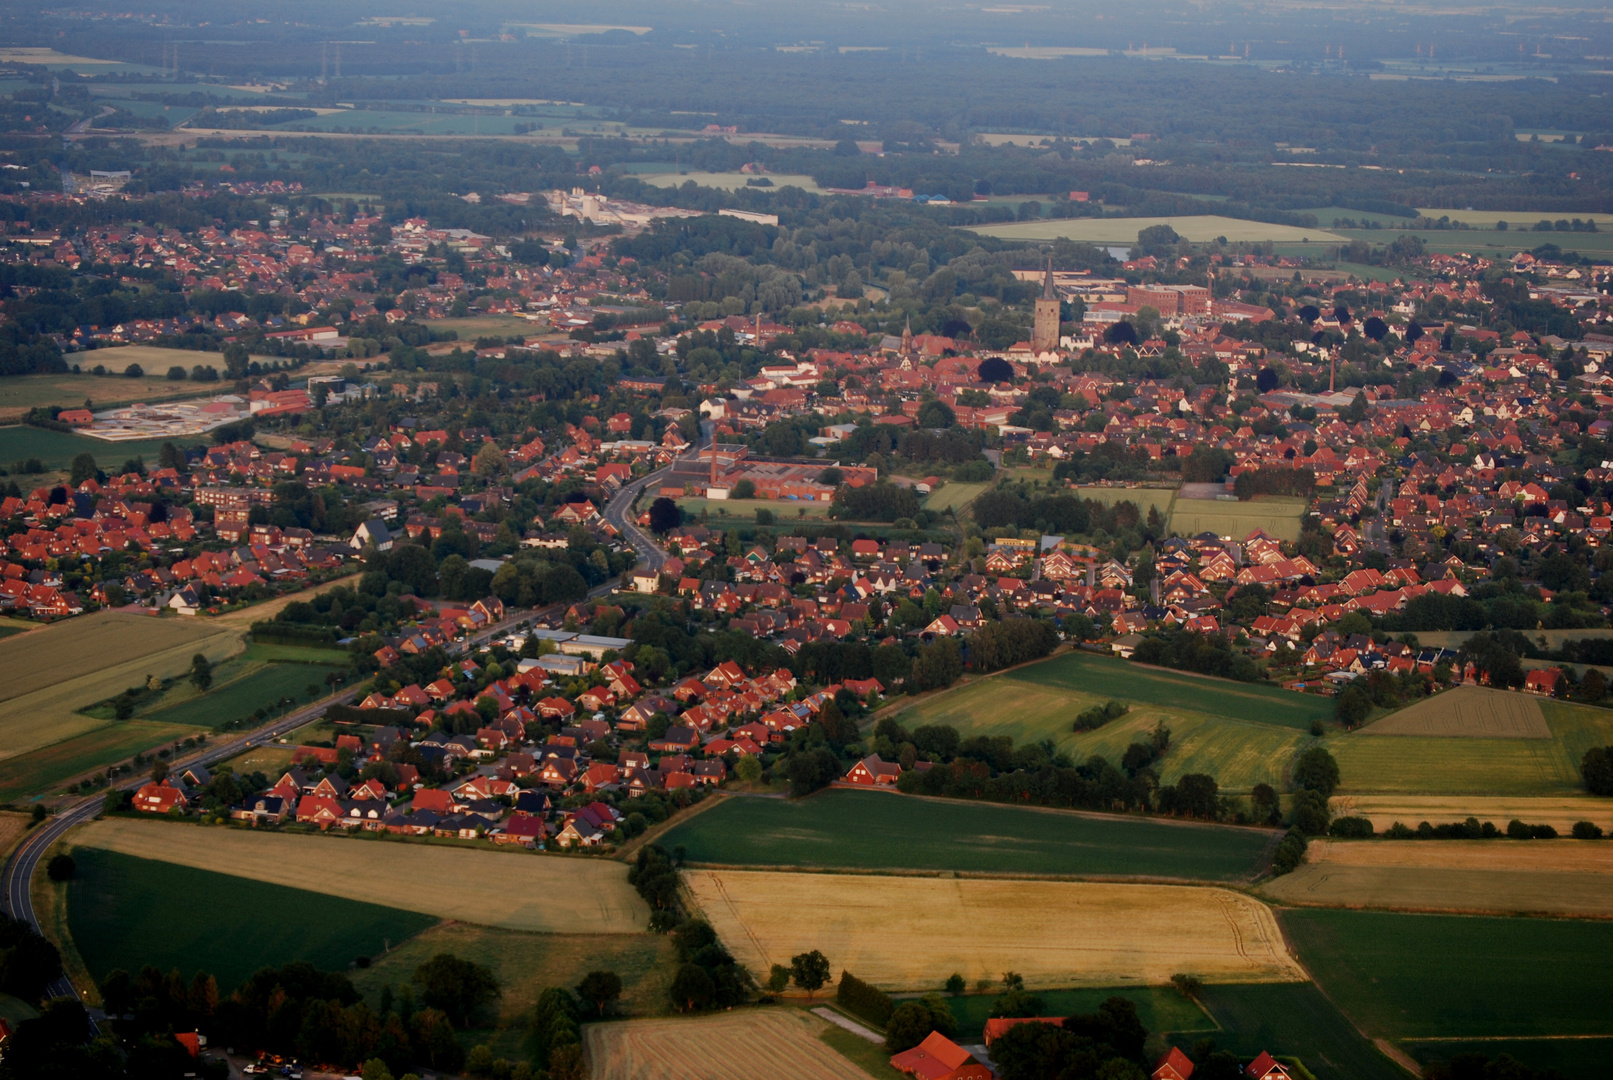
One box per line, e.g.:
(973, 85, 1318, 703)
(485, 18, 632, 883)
(67, 847, 438, 992)
(1404, 1038, 1613, 1079)
(1327, 699, 1613, 796)
(0, 720, 195, 802)
(657, 789, 1273, 881)
(0, 611, 237, 766)
(1282, 908, 1613, 1040)
(637, 171, 830, 194)
(922, 480, 990, 513)
(886, 651, 1328, 791)
(1167, 496, 1309, 543)
(127, 645, 350, 728)
(0, 425, 206, 473)
(1007, 651, 1333, 728)
(352, 924, 675, 1061)
(890, 652, 1323, 792)
(0, 372, 215, 418)
(1196, 982, 1407, 1080)
(1073, 485, 1178, 520)
(968, 216, 1347, 245)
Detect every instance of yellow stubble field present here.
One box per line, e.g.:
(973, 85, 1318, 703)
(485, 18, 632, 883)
(1261, 837, 1613, 917)
(683, 869, 1304, 991)
(74, 818, 648, 934)
(586, 1010, 871, 1080)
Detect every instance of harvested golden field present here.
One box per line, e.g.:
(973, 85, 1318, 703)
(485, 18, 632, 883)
(1363, 687, 1550, 739)
(0, 813, 30, 858)
(1261, 838, 1613, 917)
(1306, 837, 1613, 873)
(586, 1009, 871, 1080)
(74, 818, 647, 934)
(684, 870, 1303, 990)
(1330, 794, 1613, 834)
(0, 612, 239, 760)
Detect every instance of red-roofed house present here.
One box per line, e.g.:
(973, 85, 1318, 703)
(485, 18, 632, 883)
(1523, 668, 1564, 696)
(1244, 1052, 1294, 1080)
(1153, 1047, 1196, 1080)
(889, 1032, 991, 1080)
(845, 754, 902, 785)
(133, 781, 188, 814)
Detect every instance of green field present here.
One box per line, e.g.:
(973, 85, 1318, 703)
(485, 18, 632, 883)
(1328, 699, 1613, 796)
(968, 216, 1347, 245)
(135, 647, 348, 728)
(976, 650, 1331, 729)
(890, 651, 1325, 792)
(0, 371, 219, 415)
(1404, 1037, 1613, 1079)
(1074, 485, 1178, 520)
(425, 314, 545, 338)
(268, 109, 541, 135)
(1168, 496, 1309, 543)
(352, 924, 674, 1060)
(1283, 909, 1613, 1040)
(68, 848, 438, 992)
(1196, 983, 1407, 1080)
(0, 720, 194, 803)
(923, 481, 990, 513)
(1338, 226, 1613, 260)
(0, 425, 206, 474)
(944, 986, 1212, 1040)
(657, 788, 1274, 881)
(677, 497, 834, 520)
(638, 171, 829, 194)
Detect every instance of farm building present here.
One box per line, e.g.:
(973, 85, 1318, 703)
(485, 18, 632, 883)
(845, 754, 902, 785)
(890, 1032, 991, 1080)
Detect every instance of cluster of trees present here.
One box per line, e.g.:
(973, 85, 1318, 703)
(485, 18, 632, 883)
(528, 987, 584, 1080)
(886, 713, 1234, 822)
(989, 996, 1151, 1080)
(831, 481, 923, 523)
(1582, 745, 1613, 796)
(1232, 467, 1315, 501)
(1273, 745, 1341, 873)
(1426, 1051, 1573, 1080)
(1131, 627, 1263, 683)
(1073, 700, 1129, 732)
(966, 617, 1059, 674)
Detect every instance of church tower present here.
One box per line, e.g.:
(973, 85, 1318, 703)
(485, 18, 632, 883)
(1032, 256, 1060, 354)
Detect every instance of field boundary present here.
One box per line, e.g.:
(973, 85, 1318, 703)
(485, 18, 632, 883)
(615, 790, 727, 860)
(1267, 914, 1419, 1079)
(816, 782, 1285, 843)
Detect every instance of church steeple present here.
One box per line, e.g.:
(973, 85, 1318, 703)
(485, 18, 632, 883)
(1032, 253, 1061, 354)
(901, 313, 914, 355)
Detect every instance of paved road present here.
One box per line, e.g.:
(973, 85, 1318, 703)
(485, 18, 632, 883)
(601, 464, 674, 573)
(0, 602, 541, 1015)
(1, 684, 361, 1024)
(0, 447, 681, 1012)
